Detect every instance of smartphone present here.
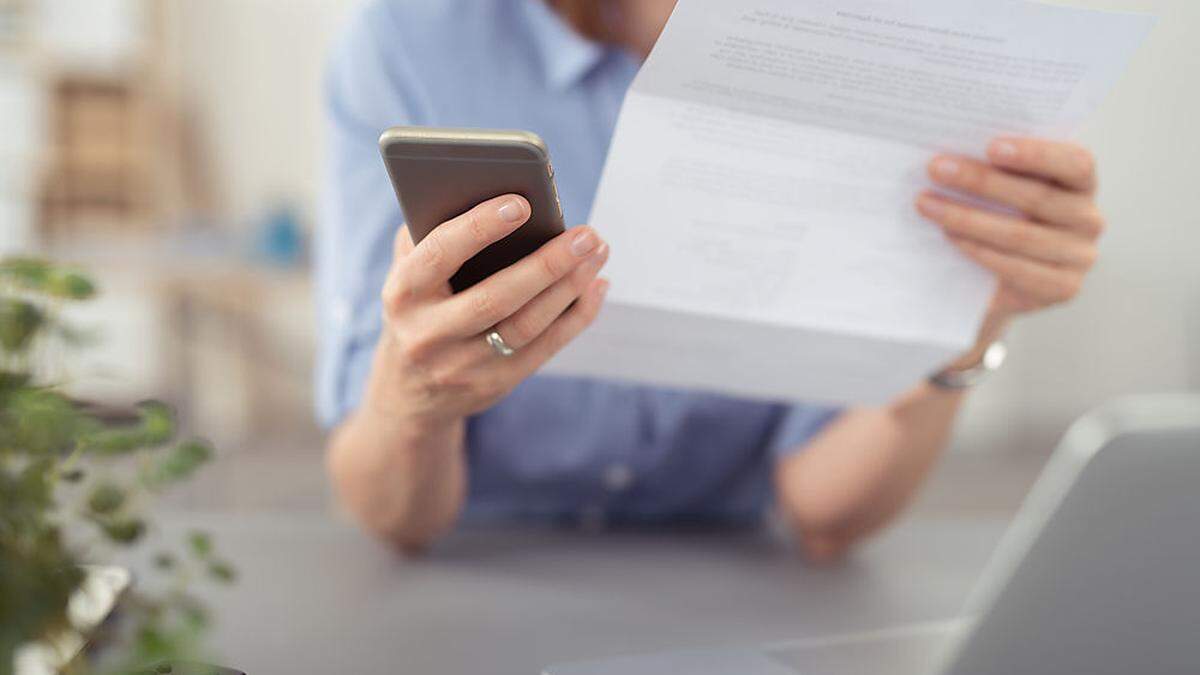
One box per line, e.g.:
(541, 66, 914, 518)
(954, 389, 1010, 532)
(379, 126, 566, 292)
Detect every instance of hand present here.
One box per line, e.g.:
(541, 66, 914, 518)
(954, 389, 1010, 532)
(366, 194, 610, 433)
(916, 137, 1104, 350)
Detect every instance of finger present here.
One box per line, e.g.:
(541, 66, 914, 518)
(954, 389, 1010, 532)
(436, 226, 604, 338)
(393, 224, 415, 259)
(451, 245, 609, 369)
(987, 137, 1097, 193)
(399, 195, 531, 293)
(382, 226, 418, 312)
(928, 156, 1105, 237)
(501, 277, 609, 379)
(490, 244, 609, 352)
(420, 276, 609, 405)
(917, 193, 1098, 269)
(949, 236, 1085, 305)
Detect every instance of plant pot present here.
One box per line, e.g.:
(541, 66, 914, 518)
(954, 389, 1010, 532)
(12, 567, 245, 675)
(14, 566, 130, 675)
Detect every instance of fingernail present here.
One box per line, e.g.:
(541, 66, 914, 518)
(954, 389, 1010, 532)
(918, 194, 948, 218)
(571, 230, 599, 257)
(498, 198, 525, 223)
(932, 158, 961, 179)
(588, 243, 610, 266)
(991, 140, 1019, 160)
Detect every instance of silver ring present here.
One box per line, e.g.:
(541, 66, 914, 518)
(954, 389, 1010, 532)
(485, 331, 516, 357)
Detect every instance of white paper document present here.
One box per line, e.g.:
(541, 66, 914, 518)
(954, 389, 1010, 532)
(547, 0, 1152, 404)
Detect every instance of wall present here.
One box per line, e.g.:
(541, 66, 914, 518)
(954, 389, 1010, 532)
(38, 0, 145, 69)
(167, 0, 357, 230)
(958, 0, 1200, 454)
(171, 0, 1200, 453)
(0, 64, 41, 253)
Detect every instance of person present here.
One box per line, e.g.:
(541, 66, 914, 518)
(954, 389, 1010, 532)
(317, 0, 1105, 561)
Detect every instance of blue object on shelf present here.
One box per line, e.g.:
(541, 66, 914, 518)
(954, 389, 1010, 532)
(255, 207, 305, 267)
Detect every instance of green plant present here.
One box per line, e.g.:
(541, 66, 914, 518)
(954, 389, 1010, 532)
(1, 258, 234, 675)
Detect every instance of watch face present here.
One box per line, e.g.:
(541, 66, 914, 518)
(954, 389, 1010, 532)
(930, 341, 1007, 390)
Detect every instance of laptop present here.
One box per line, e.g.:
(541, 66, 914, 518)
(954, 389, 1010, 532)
(546, 395, 1200, 675)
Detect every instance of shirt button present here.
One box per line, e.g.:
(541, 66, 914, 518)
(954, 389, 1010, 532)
(603, 463, 634, 493)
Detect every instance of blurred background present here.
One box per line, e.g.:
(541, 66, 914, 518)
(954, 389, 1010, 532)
(0, 0, 1196, 518)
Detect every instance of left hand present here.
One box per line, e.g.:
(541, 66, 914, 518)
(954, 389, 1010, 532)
(916, 137, 1104, 340)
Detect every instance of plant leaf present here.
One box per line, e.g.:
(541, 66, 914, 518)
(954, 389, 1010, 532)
(138, 401, 177, 446)
(0, 523, 84, 657)
(187, 531, 213, 559)
(100, 517, 147, 545)
(207, 561, 236, 584)
(0, 258, 98, 300)
(0, 257, 51, 289)
(0, 458, 55, 517)
(84, 426, 150, 455)
(0, 369, 31, 394)
(143, 440, 214, 488)
(87, 482, 128, 515)
(0, 388, 91, 456)
(0, 298, 44, 353)
(78, 401, 177, 456)
(46, 269, 97, 300)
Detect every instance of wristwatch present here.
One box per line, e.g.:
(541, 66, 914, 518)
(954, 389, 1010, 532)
(929, 341, 1008, 390)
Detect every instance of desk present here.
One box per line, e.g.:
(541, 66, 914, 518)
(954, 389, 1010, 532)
(143, 513, 1007, 675)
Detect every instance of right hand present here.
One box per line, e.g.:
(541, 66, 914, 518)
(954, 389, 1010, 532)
(365, 194, 610, 433)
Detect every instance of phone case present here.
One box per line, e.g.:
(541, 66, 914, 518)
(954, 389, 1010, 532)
(380, 127, 566, 292)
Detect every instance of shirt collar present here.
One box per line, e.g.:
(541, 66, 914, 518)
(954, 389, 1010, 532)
(521, 0, 609, 91)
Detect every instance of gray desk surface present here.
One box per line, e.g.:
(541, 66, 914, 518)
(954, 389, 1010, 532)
(143, 513, 1007, 675)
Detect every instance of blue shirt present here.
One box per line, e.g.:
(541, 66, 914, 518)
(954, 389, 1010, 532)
(317, 0, 842, 525)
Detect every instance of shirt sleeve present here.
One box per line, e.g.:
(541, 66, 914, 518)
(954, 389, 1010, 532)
(314, 2, 428, 429)
(766, 403, 844, 460)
